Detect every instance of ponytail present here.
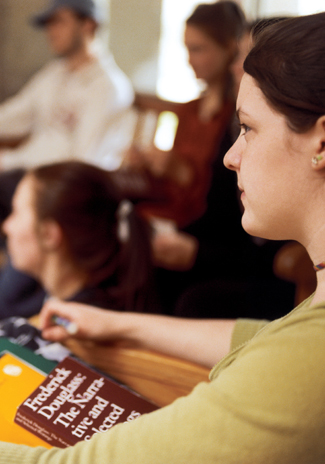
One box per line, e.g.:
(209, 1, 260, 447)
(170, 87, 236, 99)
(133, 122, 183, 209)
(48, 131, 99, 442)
(115, 201, 154, 312)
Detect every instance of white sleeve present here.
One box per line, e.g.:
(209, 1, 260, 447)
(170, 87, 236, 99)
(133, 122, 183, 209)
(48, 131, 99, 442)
(74, 56, 135, 169)
(0, 72, 41, 138)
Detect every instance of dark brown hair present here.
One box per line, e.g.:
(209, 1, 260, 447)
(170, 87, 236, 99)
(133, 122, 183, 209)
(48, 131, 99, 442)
(244, 13, 325, 133)
(186, 1, 246, 47)
(29, 161, 153, 311)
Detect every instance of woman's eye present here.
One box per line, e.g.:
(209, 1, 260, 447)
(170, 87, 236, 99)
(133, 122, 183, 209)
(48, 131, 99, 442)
(239, 123, 251, 135)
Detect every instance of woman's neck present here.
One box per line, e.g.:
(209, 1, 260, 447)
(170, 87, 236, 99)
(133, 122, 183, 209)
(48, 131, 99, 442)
(41, 257, 88, 301)
(199, 78, 231, 121)
(301, 221, 325, 306)
(310, 278, 325, 306)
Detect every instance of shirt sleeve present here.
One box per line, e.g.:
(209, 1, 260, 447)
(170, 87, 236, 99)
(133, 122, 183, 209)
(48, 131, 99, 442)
(230, 317, 269, 350)
(73, 58, 134, 168)
(0, 63, 69, 170)
(0, 74, 39, 138)
(0, 131, 70, 170)
(0, 57, 135, 171)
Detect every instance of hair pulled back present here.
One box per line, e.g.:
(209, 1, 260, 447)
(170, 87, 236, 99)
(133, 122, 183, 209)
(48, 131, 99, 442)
(30, 161, 153, 311)
(186, 1, 246, 47)
(244, 13, 325, 133)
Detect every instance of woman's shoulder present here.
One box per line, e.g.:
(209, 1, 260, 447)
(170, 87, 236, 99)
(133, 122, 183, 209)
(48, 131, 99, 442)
(237, 295, 325, 369)
(212, 294, 325, 380)
(68, 285, 121, 311)
(246, 294, 325, 343)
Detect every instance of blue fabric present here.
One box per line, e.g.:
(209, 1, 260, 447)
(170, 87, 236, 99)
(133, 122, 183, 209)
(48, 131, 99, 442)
(0, 260, 45, 320)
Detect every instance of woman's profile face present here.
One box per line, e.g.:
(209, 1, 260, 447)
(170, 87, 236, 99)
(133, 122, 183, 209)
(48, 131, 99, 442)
(2, 176, 45, 278)
(184, 24, 234, 84)
(224, 73, 314, 242)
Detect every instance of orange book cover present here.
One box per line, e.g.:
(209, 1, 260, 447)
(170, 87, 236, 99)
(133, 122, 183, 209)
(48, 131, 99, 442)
(0, 339, 56, 448)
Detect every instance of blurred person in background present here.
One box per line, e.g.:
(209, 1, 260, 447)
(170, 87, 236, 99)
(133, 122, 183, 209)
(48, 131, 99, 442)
(143, 4, 294, 318)
(128, 1, 245, 229)
(0, 0, 134, 226)
(1, 161, 156, 319)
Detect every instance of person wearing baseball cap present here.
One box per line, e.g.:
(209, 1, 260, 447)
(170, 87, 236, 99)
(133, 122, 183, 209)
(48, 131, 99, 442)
(32, 0, 104, 27)
(0, 0, 134, 319)
(0, 0, 133, 180)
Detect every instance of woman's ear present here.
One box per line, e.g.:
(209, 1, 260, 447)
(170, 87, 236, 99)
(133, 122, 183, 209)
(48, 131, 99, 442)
(311, 116, 325, 170)
(38, 220, 63, 251)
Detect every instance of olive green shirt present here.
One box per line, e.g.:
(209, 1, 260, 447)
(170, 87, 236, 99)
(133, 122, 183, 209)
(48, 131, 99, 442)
(1, 295, 325, 463)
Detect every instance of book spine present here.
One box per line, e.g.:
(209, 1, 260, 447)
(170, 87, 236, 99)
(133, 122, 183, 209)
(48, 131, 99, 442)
(14, 410, 72, 448)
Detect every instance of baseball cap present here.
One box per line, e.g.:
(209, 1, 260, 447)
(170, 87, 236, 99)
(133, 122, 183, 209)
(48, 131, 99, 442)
(32, 0, 103, 27)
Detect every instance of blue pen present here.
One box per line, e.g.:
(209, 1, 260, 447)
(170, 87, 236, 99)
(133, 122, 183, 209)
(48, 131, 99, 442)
(51, 316, 78, 335)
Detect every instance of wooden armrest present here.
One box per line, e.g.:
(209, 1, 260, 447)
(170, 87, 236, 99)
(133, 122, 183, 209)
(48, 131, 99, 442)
(128, 92, 183, 166)
(28, 315, 210, 407)
(134, 93, 183, 116)
(64, 339, 210, 407)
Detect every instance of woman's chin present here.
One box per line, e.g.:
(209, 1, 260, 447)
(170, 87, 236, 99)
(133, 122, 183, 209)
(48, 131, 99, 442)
(242, 220, 286, 242)
(241, 217, 270, 241)
(9, 259, 37, 279)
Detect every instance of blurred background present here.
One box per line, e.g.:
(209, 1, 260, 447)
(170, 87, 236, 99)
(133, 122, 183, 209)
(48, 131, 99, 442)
(0, 0, 323, 104)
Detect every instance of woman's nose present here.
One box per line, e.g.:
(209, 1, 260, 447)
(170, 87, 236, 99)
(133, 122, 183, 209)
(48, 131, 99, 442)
(2, 215, 11, 236)
(224, 137, 241, 172)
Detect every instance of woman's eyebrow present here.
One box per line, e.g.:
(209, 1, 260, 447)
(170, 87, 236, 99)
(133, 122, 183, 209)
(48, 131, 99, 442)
(236, 108, 250, 120)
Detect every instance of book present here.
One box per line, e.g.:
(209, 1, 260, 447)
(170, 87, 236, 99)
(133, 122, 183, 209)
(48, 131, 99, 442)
(15, 355, 159, 448)
(0, 337, 57, 374)
(0, 338, 57, 448)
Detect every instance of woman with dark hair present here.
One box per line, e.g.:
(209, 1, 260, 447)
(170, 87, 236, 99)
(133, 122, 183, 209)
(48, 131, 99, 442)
(2, 161, 154, 312)
(4, 11, 325, 463)
(135, 0, 245, 228)
(137, 2, 258, 316)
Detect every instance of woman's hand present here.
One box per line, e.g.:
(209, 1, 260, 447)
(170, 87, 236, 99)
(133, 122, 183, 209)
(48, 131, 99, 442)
(152, 230, 199, 271)
(123, 145, 172, 177)
(39, 299, 122, 343)
(39, 297, 236, 367)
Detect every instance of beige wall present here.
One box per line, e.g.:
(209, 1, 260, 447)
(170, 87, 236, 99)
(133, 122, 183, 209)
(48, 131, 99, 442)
(109, 0, 162, 92)
(0, 0, 162, 102)
(0, 0, 51, 101)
